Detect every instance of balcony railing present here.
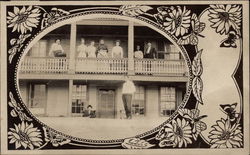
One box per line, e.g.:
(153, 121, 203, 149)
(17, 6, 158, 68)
(20, 57, 69, 74)
(76, 58, 128, 74)
(19, 57, 187, 76)
(134, 59, 186, 76)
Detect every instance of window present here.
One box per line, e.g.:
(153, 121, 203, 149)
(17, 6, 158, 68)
(165, 44, 180, 60)
(29, 40, 47, 57)
(132, 86, 145, 116)
(72, 85, 87, 115)
(28, 83, 47, 115)
(160, 87, 176, 116)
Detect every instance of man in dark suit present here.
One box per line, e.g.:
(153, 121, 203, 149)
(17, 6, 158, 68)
(144, 42, 156, 73)
(144, 42, 156, 59)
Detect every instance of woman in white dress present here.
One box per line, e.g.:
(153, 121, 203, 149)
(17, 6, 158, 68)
(134, 45, 144, 72)
(111, 40, 123, 58)
(77, 38, 87, 58)
(134, 45, 143, 59)
(86, 40, 97, 72)
(87, 40, 96, 58)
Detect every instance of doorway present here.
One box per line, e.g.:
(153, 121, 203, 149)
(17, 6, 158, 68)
(98, 89, 115, 118)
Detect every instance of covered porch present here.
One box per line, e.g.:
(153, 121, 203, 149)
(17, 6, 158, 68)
(19, 18, 188, 77)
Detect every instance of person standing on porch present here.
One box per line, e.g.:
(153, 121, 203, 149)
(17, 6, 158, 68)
(144, 41, 156, 59)
(111, 40, 123, 58)
(122, 76, 136, 119)
(77, 38, 87, 58)
(86, 40, 97, 72)
(49, 39, 65, 57)
(96, 39, 108, 58)
(134, 45, 143, 59)
(86, 40, 96, 58)
(144, 42, 156, 73)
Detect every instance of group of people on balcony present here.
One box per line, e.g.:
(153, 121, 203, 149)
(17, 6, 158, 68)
(49, 38, 157, 59)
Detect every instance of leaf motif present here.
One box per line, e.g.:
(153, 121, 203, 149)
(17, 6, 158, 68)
(8, 101, 14, 108)
(192, 50, 203, 76)
(18, 112, 32, 121)
(192, 77, 203, 104)
(119, 5, 153, 17)
(10, 38, 17, 46)
(122, 138, 154, 149)
(10, 109, 17, 117)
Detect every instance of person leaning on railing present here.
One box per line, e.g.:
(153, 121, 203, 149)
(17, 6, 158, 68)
(48, 38, 66, 71)
(48, 38, 65, 57)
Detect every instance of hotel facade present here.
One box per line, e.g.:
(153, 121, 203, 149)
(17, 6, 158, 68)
(18, 18, 188, 119)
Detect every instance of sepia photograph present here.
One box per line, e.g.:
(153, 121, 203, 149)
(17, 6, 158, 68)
(0, 1, 249, 154)
(18, 18, 188, 139)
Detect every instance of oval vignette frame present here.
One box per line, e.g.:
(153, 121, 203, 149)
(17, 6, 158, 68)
(15, 11, 193, 144)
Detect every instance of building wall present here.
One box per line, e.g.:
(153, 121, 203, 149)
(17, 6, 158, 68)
(46, 81, 69, 117)
(88, 85, 97, 110)
(145, 86, 160, 118)
(115, 86, 124, 118)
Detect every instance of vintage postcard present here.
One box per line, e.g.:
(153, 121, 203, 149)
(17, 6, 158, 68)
(0, 0, 249, 155)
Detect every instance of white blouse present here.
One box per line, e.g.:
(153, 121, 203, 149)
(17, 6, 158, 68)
(49, 43, 64, 56)
(122, 80, 136, 94)
(111, 46, 123, 58)
(86, 46, 96, 58)
(77, 44, 87, 58)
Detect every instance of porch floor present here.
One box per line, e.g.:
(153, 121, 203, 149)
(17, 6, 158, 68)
(38, 117, 168, 140)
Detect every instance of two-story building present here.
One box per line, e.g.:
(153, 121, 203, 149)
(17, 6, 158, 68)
(18, 18, 188, 119)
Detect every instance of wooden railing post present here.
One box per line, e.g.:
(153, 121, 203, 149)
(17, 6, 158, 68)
(69, 23, 76, 74)
(128, 21, 135, 75)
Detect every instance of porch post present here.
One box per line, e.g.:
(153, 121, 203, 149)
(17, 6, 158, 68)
(68, 80, 73, 116)
(128, 21, 135, 75)
(69, 23, 76, 74)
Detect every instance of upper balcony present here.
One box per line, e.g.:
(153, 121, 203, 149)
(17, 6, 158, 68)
(18, 18, 189, 82)
(20, 57, 187, 75)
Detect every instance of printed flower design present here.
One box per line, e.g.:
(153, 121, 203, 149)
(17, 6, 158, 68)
(8, 34, 31, 63)
(208, 118, 243, 148)
(8, 121, 43, 149)
(41, 7, 70, 29)
(122, 138, 154, 149)
(208, 4, 242, 35)
(7, 6, 40, 34)
(156, 118, 192, 148)
(178, 108, 207, 140)
(156, 6, 191, 37)
(43, 127, 71, 147)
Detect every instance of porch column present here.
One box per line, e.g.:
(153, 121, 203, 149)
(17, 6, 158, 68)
(69, 23, 77, 74)
(67, 80, 73, 116)
(128, 21, 135, 75)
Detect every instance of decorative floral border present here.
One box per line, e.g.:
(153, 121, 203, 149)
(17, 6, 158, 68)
(5, 4, 243, 150)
